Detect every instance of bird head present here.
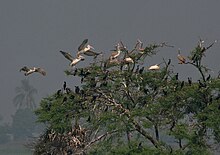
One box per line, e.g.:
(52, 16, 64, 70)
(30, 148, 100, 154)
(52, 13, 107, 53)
(87, 45, 94, 50)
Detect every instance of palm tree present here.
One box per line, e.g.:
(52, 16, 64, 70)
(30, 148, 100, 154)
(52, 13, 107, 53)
(13, 79, 38, 110)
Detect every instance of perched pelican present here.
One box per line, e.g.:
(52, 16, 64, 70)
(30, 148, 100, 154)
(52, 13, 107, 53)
(77, 39, 96, 56)
(60, 51, 85, 66)
(123, 57, 134, 63)
(20, 66, 46, 76)
(109, 43, 121, 60)
(177, 50, 186, 64)
(148, 64, 160, 70)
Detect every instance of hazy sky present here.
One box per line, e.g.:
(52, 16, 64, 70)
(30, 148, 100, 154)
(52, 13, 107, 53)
(0, 0, 220, 123)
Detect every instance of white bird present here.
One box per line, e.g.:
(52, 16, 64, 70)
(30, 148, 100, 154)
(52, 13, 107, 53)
(123, 57, 134, 63)
(20, 66, 46, 76)
(60, 51, 85, 67)
(148, 64, 160, 70)
(110, 43, 121, 60)
(177, 50, 186, 64)
(77, 39, 96, 56)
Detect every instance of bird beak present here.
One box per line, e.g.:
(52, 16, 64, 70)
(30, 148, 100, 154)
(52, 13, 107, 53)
(90, 46, 95, 50)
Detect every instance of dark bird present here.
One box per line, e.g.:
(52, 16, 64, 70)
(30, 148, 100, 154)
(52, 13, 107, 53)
(87, 115, 91, 122)
(56, 89, 62, 96)
(180, 81, 184, 89)
(167, 59, 171, 65)
(65, 88, 72, 94)
(102, 70, 109, 80)
(60, 50, 85, 66)
(198, 80, 206, 88)
(188, 77, 192, 86)
(139, 66, 144, 74)
(175, 73, 179, 80)
(75, 86, 80, 94)
(63, 81, 67, 91)
(206, 74, 211, 81)
(135, 65, 140, 73)
(104, 106, 108, 112)
(73, 68, 78, 76)
(62, 96, 67, 104)
(162, 89, 167, 96)
(20, 66, 46, 76)
(69, 94, 75, 100)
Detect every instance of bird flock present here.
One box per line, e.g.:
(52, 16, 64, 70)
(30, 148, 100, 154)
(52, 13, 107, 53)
(20, 39, 214, 77)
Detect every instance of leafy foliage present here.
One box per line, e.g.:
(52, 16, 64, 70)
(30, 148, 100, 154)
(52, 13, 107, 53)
(33, 40, 220, 154)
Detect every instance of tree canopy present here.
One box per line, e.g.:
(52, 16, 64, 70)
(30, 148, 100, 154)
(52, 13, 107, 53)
(32, 39, 220, 155)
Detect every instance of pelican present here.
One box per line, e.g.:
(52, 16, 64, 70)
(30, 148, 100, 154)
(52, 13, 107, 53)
(77, 39, 95, 55)
(20, 66, 46, 76)
(60, 51, 85, 66)
(109, 43, 121, 60)
(177, 50, 186, 64)
(123, 57, 134, 63)
(148, 64, 160, 70)
(83, 50, 102, 58)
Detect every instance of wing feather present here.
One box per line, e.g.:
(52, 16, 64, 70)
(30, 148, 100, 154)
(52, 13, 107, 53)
(36, 68, 46, 76)
(60, 51, 74, 61)
(78, 39, 88, 51)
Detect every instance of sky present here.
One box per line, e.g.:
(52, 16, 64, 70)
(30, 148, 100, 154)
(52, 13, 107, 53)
(0, 0, 220, 123)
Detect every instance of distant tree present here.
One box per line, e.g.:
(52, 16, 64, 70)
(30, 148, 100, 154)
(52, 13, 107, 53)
(0, 115, 10, 144)
(33, 39, 220, 155)
(10, 108, 38, 140)
(13, 79, 38, 110)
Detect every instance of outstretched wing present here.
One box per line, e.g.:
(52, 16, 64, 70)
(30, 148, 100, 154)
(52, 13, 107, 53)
(60, 51, 74, 62)
(78, 39, 88, 51)
(36, 68, 46, 76)
(20, 66, 29, 72)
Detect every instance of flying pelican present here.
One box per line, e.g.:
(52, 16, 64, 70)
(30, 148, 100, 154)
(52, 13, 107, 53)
(20, 66, 46, 76)
(177, 50, 186, 64)
(83, 50, 102, 58)
(60, 51, 85, 66)
(77, 39, 96, 56)
(148, 64, 160, 70)
(109, 43, 122, 60)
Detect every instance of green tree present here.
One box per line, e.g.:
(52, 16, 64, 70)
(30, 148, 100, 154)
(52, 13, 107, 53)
(33, 40, 220, 155)
(13, 79, 38, 110)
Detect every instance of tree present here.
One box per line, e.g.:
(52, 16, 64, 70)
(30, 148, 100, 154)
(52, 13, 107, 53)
(13, 79, 38, 110)
(33, 39, 220, 154)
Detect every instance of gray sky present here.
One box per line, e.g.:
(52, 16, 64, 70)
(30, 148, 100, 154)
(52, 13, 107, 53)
(0, 0, 220, 123)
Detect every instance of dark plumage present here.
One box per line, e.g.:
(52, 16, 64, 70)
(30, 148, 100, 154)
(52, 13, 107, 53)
(175, 73, 179, 80)
(75, 86, 80, 94)
(63, 81, 67, 90)
(206, 74, 211, 81)
(188, 77, 192, 86)
(62, 96, 67, 103)
(139, 67, 144, 74)
(180, 81, 184, 89)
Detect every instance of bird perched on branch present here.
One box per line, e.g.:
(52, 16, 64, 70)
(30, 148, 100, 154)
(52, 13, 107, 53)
(60, 51, 85, 67)
(177, 50, 186, 64)
(20, 66, 46, 76)
(148, 64, 160, 70)
(110, 43, 122, 60)
(123, 57, 134, 64)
